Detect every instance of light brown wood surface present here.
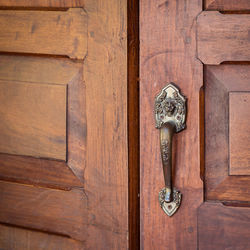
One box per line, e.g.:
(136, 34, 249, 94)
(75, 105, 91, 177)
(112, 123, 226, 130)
(82, 0, 128, 248)
(205, 65, 250, 202)
(205, 0, 250, 10)
(0, 0, 128, 249)
(198, 203, 250, 250)
(0, 224, 84, 250)
(0, 153, 83, 190)
(140, 0, 203, 249)
(0, 55, 86, 186)
(0, 80, 66, 160)
(229, 92, 250, 175)
(0, 0, 84, 7)
(197, 11, 250, 64)
(0, 8, 87, 59)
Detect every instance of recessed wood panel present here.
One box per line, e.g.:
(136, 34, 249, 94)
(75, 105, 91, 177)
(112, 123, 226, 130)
(0, 55, 86, 187)
(0, 181, 87, 241)
(197, 11, 250, 64)
(0, 8, 87, 59)
(205, 0, 250, 11)
(198, 203, 250, 250)
(229, 92, 250, 175)
(205, 65, 250, 202)
(0, 81, 66, 160)
(0, 224, 84, 250)
(0, 0, 84, 7)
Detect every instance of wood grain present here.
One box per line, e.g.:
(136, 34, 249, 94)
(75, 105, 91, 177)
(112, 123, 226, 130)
(197, 11, 250, 64)
(0, 80, 66, 160)
(0, 153, 83, 190)
(0, 55, 82, 84)
(83, 0, 128, 249)
(0, 55, 86, 186)
(229, 92, 250, 175)
(205, 0, 250, 11)
(0, 224, 84, 250)
(198, 202, 250, 250)
(0, 0, 84, 8)
(0, 8, 87, 59)
(0, 181, 87, 241)
(205, 65, 250, 202)
(140, 0, 203, 249)
(128, 0, 139, 248)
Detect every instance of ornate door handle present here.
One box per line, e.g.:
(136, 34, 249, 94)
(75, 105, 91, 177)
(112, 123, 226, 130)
(155, 83, 186, 216)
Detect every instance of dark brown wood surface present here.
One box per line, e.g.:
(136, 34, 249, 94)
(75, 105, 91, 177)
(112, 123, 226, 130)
(0, 8, 87, 59)
(205, 65, 250, 202)
(205, 0, 250, 11)
(128, 0, 139, 249)
(0, 0, 84, 7)
(198, 202, 250, 250)
(0, 224, 84, 250)
(229, 92, 250, 175)
(197, 11, 250, 64)
(140, 0, 203, 249)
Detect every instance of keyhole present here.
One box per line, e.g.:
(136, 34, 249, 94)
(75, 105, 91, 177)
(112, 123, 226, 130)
(168, 205, 172, 210)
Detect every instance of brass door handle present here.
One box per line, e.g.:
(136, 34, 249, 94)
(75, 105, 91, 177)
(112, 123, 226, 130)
(155, 83, 186, 216)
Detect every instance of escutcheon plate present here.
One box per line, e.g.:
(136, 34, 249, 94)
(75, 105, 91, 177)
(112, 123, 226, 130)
(159, 187, 182, 216)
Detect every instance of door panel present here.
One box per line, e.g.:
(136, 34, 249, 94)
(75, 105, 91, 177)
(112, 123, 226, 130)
(197, 11, 250, 64)
(0, 224, 84, 250)
(140, 0, 250, 249)
(0, 0, 84, 8)
(198, 203, 250, 250)
(205, 65, 250, 202)
(205, 0, 250, 11)
(0, 181, 87, 241)
(0, 9, 87, 59)
(0, 80, 66, 160)
(140, 0, 203, 249)
(0, 0, 128, 249)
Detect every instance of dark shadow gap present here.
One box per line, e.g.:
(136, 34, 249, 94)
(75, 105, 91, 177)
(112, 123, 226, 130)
(128, 0, 140, 249)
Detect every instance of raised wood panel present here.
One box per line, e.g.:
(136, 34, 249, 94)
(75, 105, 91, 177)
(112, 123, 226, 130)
(0, 224, 84, 250)
(0, 8, 87, 59)
(0, 0, 84, 7)
(0, 154, 83, 189)
(197, 11, 250, 64)
(140, 0, 203, 249)
(82, 0, 128, 249)
(198, 203, 250, 250)
(0, 80, 66, 160)
(205, 0, 250, 11)
(0, 55, 86, 187)
(0, 181, 87, 241)
(229, 92, 250, 175)
(205, 65, 250, 202)
(0, 55, 82, 84)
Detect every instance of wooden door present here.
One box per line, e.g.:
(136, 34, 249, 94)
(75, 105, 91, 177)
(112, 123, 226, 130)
(0, 1, 128, 249)
(140, 0, 250, 249)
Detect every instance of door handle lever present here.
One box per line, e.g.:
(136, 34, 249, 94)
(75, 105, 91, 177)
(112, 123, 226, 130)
(155, 83, 186, 216)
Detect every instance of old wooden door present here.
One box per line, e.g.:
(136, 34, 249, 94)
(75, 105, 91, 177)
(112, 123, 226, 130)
(0, 1, 128, 249)
(140, 0, 250, 249)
